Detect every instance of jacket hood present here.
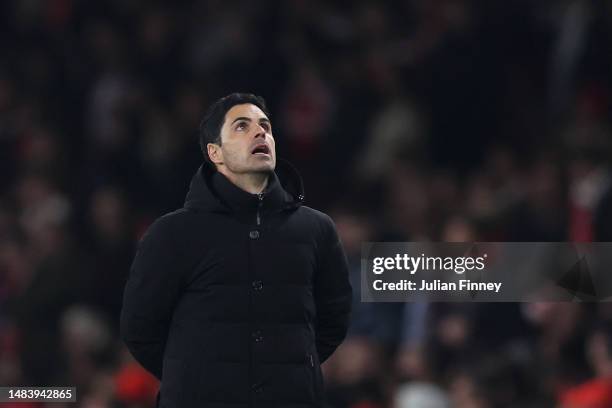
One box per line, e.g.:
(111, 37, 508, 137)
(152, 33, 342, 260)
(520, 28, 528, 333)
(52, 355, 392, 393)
(184, 159, 304, 214)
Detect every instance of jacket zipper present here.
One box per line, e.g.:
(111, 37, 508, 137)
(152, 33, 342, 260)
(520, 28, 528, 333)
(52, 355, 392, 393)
(249, 192, 264, 408)
(248, 238, 253, 408)
(256, 192, 264, 225)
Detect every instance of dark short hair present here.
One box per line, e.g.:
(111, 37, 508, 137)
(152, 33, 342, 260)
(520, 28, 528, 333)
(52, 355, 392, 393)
(199, 92, 270, 165)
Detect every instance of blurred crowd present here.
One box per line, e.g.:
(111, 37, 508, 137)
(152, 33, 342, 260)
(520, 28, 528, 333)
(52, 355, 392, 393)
(0, 0, 611, 407)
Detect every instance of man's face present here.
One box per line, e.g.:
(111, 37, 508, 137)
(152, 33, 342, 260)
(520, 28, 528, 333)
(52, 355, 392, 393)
(209, 103, 276, 175)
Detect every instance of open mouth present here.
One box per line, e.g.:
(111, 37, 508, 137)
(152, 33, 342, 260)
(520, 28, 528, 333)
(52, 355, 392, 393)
(251, 144, 270, 155)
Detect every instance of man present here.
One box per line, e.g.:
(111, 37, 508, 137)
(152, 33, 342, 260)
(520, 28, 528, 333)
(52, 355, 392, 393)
(120, 93, 352, 407)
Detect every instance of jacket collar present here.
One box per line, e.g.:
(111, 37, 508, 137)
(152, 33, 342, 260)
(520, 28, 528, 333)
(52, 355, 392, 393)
(184, 159, 304, 215)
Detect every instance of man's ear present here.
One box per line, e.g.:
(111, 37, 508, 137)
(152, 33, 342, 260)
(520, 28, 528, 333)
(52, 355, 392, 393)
(207, 143, 223, 165)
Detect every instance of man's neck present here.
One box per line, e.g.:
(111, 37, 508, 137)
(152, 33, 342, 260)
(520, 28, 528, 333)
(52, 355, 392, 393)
(219, 169, 269, 195)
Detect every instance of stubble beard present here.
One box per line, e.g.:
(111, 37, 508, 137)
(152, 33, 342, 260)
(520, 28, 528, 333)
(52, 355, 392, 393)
(225, 153, 275, 176)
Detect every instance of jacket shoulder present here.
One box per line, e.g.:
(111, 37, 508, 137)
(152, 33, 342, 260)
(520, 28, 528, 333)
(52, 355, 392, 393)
(295, 205, 337, 238)
(140, 208, 193, 243)
(296, 205, 333, 222)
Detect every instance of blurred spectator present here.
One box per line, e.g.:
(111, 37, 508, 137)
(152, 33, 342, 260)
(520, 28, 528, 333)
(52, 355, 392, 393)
(559, 325, 612, 408)
(394, 382, 450, 408)
(83, 186, 134, 327)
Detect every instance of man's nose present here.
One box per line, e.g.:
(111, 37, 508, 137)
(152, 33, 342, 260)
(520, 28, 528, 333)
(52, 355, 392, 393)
(254, 125, 266, 138)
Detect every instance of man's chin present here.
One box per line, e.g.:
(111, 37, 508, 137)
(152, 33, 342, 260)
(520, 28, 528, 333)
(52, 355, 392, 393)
(250, 161, 275, 173)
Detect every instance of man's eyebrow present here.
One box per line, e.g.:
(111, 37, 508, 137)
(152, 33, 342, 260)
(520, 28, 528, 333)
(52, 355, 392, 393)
(231, 117, 251, 125)
(230, 117, 271, 125)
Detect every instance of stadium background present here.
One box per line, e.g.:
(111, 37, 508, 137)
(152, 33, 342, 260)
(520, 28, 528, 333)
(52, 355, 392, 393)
(1, 0, 612, 407)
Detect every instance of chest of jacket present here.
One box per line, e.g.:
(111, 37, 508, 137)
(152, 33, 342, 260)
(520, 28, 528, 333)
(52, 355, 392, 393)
(168, 208, 322, 330)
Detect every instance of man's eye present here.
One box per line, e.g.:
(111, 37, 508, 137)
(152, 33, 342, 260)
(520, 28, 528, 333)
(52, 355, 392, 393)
(261, 123, 270, 132)
(236, 122, 248, 131)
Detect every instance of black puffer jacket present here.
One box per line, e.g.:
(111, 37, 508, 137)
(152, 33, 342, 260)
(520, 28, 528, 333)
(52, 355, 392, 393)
(120, 161, 352, 408)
